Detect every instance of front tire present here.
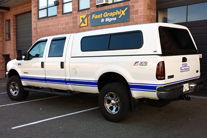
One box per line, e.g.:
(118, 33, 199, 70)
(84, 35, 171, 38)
(7, 76, 29, 101)
(99, 82, 131, 122)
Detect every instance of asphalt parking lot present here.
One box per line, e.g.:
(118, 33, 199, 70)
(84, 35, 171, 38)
(1, 79, 207, 138)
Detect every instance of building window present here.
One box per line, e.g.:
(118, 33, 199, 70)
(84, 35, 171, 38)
(158, 6, 187, 23)
(79, 0, 90, 11)
(158, 2, 207, 23)
(113, 0, 125, 3)
(5, 20, 10, 41)
(38, 0, 57, 19)
(96, 0, 128, 6)
(188, 2, 207, 22)
(63, 0, 72, 14)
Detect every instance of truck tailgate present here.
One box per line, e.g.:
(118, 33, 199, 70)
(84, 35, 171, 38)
(163, 54, 200, 84)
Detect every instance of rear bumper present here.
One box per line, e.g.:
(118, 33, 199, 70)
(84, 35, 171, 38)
(157, 78, 204, 100)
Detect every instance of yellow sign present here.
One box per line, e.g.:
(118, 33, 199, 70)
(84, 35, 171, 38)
(79, 14, 88, 27)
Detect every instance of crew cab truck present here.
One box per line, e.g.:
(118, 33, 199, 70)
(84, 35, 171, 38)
(6, 23, 204, 122)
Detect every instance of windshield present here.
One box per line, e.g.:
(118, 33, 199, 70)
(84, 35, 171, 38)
(159, 26, 198, 56)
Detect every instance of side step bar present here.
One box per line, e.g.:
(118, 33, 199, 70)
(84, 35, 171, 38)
(24, 87, 76, 96)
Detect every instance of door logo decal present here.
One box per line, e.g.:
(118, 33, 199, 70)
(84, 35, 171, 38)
(180, 63, 190, 72)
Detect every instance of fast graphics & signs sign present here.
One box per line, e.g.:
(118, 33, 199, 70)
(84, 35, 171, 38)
(90, 5, 129, 27)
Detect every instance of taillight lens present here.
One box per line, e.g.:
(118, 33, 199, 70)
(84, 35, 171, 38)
(156, 61, 165, 80)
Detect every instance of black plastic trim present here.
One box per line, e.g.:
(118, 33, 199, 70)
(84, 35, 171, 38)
(157, 78, 204, 100)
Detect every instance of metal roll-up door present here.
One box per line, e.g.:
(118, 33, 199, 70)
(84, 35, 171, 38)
(16, 12, 32, 54)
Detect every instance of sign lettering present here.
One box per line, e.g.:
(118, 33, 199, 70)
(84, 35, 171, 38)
(90, 5, 130, 27)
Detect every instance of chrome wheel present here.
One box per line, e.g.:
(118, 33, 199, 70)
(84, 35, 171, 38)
(104, 92, 120, 114)
(9, 81, 19, 96)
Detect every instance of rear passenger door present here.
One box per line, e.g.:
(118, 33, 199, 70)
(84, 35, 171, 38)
(44, 36, 69, 90)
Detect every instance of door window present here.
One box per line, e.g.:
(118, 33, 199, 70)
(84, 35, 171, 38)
(28, 41, 47, 60)
(48, 37, 66, 57)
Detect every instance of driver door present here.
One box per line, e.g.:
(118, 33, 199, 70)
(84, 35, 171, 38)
(20, 39, 49, 88)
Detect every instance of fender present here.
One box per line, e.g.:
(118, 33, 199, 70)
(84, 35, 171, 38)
(95, 65, 133, 84)
(7, 59, 24, 84)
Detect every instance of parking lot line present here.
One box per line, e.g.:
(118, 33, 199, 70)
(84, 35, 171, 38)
(12, 107, 99, 129)
(0, 92, 7, 95)
(0, 96, 61, 108)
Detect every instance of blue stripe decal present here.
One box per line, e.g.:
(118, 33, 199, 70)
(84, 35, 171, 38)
(66, 79, 97, 87)
(46, 78, 66, 84)
(21, 76, 45, 82)
(21, 76, 97, 87)
(128, 76, 200, 86)
(129, 76, 200, 92)
(129, 85, 157, 92)
(21, 76, 200, 92)
(164, 76, 199, 85)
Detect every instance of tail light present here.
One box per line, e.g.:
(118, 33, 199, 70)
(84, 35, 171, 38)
(156, 61, 165, 80)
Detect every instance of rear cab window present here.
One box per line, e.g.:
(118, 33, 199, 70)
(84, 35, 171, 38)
(159, 27, 198, 56)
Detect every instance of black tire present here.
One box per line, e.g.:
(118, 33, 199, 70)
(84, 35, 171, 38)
(7, 76, 29, 101)
(146, 99, 170, 107)
(99, 82, 132, 122)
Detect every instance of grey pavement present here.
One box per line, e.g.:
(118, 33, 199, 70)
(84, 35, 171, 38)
(0, 79, 207, 138)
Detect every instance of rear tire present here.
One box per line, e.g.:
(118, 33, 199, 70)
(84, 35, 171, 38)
(146, 99, 170, 107)
(7, 76, 29, 101)
(99, 82, 132, 122)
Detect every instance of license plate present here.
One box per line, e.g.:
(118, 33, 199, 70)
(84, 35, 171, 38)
(183, 83, 189, 92)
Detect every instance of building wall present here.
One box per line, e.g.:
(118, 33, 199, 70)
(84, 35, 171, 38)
(3, 1, 31, 60)
(32, 0, 156, 43)
(0, 0, 156, 78)
(0, 1, 31, 78)
(0, 13, 4, 78)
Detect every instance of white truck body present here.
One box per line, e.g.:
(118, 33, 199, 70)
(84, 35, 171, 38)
(6, 23, 204, 122)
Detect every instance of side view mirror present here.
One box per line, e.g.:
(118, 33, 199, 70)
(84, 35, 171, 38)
(22, 54, 26, 60)
(16, 50, 22, 60)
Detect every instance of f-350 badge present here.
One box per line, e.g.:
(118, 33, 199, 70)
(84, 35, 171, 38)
(134, 61, 148, 66)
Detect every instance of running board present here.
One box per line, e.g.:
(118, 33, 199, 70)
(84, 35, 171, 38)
(24, 88, 75, 96)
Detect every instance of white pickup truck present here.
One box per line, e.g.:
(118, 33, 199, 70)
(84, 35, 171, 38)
(6, 23, 204, 122)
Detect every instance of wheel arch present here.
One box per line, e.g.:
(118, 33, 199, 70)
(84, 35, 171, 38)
(97, 72, 130, 92)
(8, 69, 20, 79)
(97, 72, 138, 111)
